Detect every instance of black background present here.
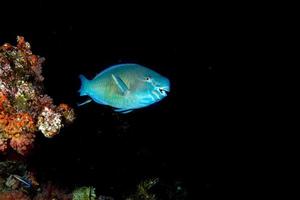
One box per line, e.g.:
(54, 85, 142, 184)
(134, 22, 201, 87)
(0, 1, 253, 199)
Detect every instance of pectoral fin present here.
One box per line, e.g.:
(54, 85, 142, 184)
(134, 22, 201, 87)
(112, 74, 129, 95)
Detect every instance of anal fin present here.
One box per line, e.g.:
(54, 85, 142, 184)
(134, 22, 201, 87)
(114, 108, 133, 114)
(77, 99, 92, 106)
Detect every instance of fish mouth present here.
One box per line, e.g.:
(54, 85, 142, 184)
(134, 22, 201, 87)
(151, 90, 161, 101)
(151, 87, 169, 101)
(158, 87, 169, 96)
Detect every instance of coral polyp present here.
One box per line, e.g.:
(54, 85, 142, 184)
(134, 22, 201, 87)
(0, 36, 75, 155)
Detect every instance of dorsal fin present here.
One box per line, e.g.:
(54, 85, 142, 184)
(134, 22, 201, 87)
(94, 63, 141, 79)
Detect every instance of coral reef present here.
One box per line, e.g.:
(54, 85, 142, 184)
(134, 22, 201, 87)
(0, 161, 71, 200)
(0, 36, 75, 155)
(0, 161, 38, 193)
(0, 191, 30, 200)
(33, 182, 72, 200)
(0, 161, 114, 200)
(0, 161, 34, 200)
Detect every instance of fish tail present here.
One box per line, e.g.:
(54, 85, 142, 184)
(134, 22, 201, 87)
(79, 74, 90, 96)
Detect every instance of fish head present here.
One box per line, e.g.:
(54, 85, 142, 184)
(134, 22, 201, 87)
(141, 72, 170, 101)
(153, 76, 170, 97)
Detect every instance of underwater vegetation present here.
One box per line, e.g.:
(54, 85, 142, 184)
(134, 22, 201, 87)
(0, 36, 75, 155)
(72, 186, 96, 200)
(126, 178, 159, 200)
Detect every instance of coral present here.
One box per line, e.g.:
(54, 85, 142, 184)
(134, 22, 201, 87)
(0, 135, 8, 152)
(5, 175, 20, 190)
(0, 161, 39, 194)
(0, 161, 27, 178)
(37, 107, 63, 138)
(0, 191, 30, 200)
(0, 36, 75, 155)
(8, 133, 35, 156)
(72, 186, 96, 200)
(57, 103, 76, 124)
(25, 171, 39, 188)
(33, 182, 72, 200)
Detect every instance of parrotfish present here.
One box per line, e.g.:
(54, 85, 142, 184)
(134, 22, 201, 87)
(78, 63, 170, 113)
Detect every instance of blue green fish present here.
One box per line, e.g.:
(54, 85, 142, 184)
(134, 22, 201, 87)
(78, 63, 170, 113)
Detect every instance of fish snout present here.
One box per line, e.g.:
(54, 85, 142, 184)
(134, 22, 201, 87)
(158, 88, 167, 97)
(153, 87, 169, 100)
(158, 84, 170, 96)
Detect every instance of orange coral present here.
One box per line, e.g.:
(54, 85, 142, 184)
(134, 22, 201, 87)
(0, 111, 36, 155)
(0, 113, 9, 134)
(57, 103, 76, 124)
(0, 191, 30, 200)
(4, 113, 35, 136)
(1, 43, 13, 51)
(0, 92, 8, 106)
(26, 171, 39, 188)
(28, 55, 38, 66)
(0, 37, 75, 156)
(9, 133, 36, 155)
(0, 136, 8, 152)
(16, 36, 31, 56)
(0, 92, 10, 111)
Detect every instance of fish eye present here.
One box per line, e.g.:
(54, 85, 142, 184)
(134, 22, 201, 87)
(145, 76, 152, 81)
(159, 88, 164, 93)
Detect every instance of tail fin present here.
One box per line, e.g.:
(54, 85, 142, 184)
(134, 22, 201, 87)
(78, 75, 90, 96)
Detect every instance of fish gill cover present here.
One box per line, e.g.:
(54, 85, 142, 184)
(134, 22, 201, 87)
(0, 36, 75, 156)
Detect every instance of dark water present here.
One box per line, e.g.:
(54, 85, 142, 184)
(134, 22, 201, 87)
(0, 1, 247, 199)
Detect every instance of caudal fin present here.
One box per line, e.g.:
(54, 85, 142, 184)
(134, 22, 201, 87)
(78, 75, 90, 96)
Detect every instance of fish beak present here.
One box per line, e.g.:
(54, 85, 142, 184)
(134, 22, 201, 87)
(164, 86, 170, 92)
(158, 87, 169, 97)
